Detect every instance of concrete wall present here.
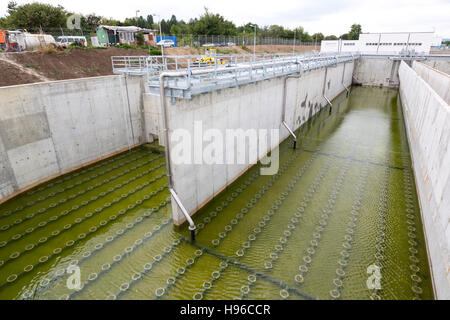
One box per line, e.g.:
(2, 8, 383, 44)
(354, 57, 450, 89)
(0, 75, 145, 202)
(422, 60, 450, 75)
(412, 61, 450, 104)
(144, 61, 354, 225)
(398, 61, 450, 299)
(353, 57, 401, 87)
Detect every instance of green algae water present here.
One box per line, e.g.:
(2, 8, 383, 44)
(0, 86, 433, 300)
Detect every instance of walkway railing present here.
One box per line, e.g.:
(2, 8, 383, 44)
(112, 52, 359, 98)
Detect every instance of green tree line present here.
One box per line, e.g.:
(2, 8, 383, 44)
(0, 2, 362, 41)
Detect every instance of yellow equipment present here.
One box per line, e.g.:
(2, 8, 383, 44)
(192, 49, 228, 66)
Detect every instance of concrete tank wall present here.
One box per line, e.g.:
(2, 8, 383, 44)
(353, 57, 450, 89)
(0, 75, 145, 202)
(353, 57, 400, 87)
(412, 61, 450, 104)
(398, 61, 450, 299)
(422, 60, 450, 75)
(144, 61, 354, 225)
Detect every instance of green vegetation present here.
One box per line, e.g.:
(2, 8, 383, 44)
(150, 48, 162, 55)
(340, 24, 362, 40)
(64, 44, 108, 53)
(110, 43, 162, 55)
(2, 1, 66, 30)
(0, 2, 361, 42)
(216, 48, 231, 54)
(114, 43, 135, 49)
(24, 64, 40, 71)
(135, 31, 144, 46)
(47, 68, 60, 77)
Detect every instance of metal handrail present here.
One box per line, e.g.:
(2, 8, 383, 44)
(112, 53, 359, 98)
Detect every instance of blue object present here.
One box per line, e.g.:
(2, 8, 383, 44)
(156, 36, 177, 47)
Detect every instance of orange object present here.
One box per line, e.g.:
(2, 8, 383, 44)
(0, 30, 6, 44)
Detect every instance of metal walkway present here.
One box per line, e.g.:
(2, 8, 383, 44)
(112, 53, 359, 99)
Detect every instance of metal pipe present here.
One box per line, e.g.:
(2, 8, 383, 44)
(282, 121, 297, 149)
(281, 71, 302, 149)
(324, 94, 333, 113)
(169, 188, 196, 242)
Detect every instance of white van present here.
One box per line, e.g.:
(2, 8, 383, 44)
(156, 39, 175, 48)
(56, 36, 88, 47)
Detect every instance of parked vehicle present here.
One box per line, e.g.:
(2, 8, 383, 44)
(227, 42, 236, 46)
(0, 30, 23, 51)
(0, 30, 56, 51)
(202, 43, 216, 47)
(157, 39, 175, 47)
(56, 36, 87, 47)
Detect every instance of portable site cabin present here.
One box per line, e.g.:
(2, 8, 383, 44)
(96, 26, 158, 46)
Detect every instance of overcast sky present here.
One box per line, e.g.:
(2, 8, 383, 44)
(1, 0, 449, 37)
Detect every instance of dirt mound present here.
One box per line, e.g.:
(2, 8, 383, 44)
(0, 59, 43, 86)
(2, 47, 151, 84)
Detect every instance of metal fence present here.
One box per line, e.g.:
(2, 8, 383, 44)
(172, 34, 318, 47)
(17, 28, 319, 47)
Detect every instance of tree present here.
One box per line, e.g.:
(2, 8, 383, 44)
(324, 35, 338, 40)
(311, 32, 324, 43)
(99, 17, 120, 26)
(4, 2, 68, 30)
(348, 24, 362, 40)
(267, 25, 285, 38)
(135, 31, 144, 45)
(170, 24, 182, 36)
(191, 8, 236, 35)
(7, 1, 17, 14)
(86, 13, 101, 29)
(146, 15, 154, 28)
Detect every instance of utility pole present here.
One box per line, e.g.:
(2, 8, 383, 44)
(249, 24, 257, 57)
(152, 14, 164, 58)
(135, 10, 140, 27)
(293, 29, 296, 55)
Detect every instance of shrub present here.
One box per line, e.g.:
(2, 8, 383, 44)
(216, 48, 231, 54)
(136, 32, 145, 46)
(39, 45, 57, 54)
(150, 48, 162, 55)
(114, 43, 135, 49)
